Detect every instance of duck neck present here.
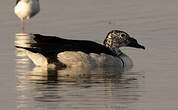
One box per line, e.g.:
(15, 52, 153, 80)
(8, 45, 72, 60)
(109, 48, 123, 56)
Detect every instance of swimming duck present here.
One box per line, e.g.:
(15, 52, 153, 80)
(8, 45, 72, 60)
(16, 30, 145, 68)
(14, 0, 40, 33)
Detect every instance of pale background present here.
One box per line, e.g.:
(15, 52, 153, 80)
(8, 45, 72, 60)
(0, 0, 178, 110)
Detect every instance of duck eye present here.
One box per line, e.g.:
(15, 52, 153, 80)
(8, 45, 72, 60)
(120, 33, 126, 38)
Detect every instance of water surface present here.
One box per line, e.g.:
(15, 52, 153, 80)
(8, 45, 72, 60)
(0, 0, 178, 110)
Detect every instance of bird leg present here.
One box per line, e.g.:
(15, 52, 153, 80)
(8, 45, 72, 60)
(21, 19, 24, 33)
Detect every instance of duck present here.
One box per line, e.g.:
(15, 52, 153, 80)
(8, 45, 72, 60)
(14, 0, 40, 33)
(15, 30, 145, 69)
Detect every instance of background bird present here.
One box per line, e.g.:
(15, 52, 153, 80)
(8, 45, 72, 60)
(14, 0, 40, 33)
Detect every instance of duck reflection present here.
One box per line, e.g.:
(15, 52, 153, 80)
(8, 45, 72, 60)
(15, 33, 144, 110)
(16, 64, 144, 110)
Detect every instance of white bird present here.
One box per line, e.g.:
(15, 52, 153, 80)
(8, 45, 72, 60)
(14, 0, 40, 33)
(16, 30, 145, 69)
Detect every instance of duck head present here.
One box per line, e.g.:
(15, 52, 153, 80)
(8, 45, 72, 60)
(104, 30, 145, 49)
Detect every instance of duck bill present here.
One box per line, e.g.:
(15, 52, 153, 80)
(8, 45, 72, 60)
(128, 37, 145, 50)
(132, 43, 145, 49)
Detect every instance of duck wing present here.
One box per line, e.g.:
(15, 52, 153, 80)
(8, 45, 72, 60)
(16, 34, 116, 63)
(33, 34, 116, 55)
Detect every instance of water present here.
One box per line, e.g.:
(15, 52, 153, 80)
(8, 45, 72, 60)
(1, 0, 178, 110)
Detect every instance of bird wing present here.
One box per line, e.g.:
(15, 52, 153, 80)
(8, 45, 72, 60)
(32, 34, 116, 55)
(16, 34, 116, 63)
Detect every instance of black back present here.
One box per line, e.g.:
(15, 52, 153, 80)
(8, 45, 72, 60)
(17, 34, 117, 63)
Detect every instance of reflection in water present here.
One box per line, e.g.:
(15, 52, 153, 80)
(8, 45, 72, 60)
(15, 33, 144, 110)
